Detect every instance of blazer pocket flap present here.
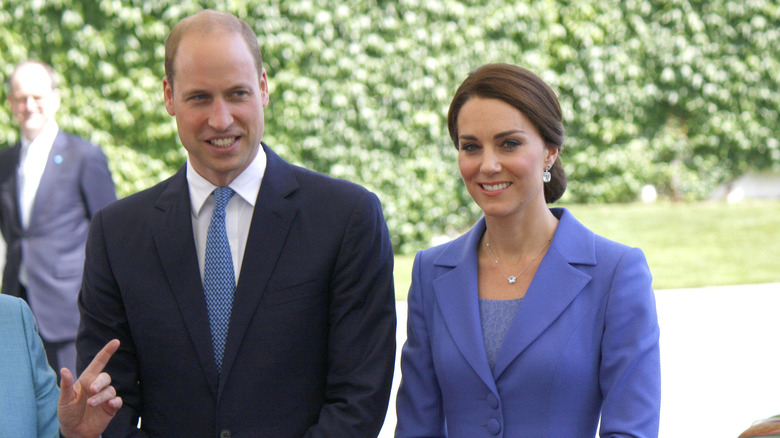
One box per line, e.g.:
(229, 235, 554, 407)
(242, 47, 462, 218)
(262, 277, 324, 306)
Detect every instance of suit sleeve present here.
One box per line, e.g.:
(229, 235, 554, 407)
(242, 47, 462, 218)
(394, 251, 446, 438)
(599, 247, 661, 438)
(18, 299, 61, 438)
(76, 209, 148, 438)
(303, 191, 396, 438)
(79, 144, 116, 218)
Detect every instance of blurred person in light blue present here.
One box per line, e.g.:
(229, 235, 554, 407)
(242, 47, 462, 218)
(0, 293, 122, 437)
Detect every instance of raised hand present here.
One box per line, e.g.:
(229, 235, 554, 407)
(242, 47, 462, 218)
(58, 339, 123, 438)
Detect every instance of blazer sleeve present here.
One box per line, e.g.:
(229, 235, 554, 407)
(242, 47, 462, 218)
(303, 190, 397, 438)
(77, 209, 148, 438)
(78, 143, 116, 218)
(394, 250, 446, 438)
(598, 247, 661, 437)
(19, 299, 62, 438)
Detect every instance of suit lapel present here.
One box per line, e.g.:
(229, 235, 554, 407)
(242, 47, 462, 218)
(151, 167, 221, 393)
(27, 132, 66, 230)
(218, 146, 299, 392)
(492, 208, 595, 379)
(433, 219, 497, 391)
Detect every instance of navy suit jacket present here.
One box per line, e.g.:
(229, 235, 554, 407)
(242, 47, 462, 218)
(395, 208, 661, 438)
(0, 131, 116, 341)
(77, 144, 396, 437)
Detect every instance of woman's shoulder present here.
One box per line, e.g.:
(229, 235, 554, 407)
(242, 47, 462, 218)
(555, 207, 637, 250)
(0, 294, 26, 320)
(553, 207, 647, 268)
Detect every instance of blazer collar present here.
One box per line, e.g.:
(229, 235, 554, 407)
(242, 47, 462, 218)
(432, 208, 596, 384)
(431, 218, 493, 390)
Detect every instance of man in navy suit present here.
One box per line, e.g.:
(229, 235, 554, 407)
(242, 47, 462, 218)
(0, 60, 116, 377)
(76, 10, 396, 437)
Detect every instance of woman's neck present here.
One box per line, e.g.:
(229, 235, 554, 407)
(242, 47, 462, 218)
(482, 207, 558, 261)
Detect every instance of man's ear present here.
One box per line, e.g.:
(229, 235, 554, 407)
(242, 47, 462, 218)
(163, 77, 175, 116)
(259, 68, 269, 108)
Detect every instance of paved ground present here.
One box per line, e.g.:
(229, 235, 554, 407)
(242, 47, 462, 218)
(379, 283, 780, 438)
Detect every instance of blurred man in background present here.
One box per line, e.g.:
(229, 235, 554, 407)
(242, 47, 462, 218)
(0, 60, 116, 376)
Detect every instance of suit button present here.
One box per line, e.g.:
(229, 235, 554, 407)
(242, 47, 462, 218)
(219, 430, 231, 438)
(487, 418, 501, 435)
(486, 393, 499, 409)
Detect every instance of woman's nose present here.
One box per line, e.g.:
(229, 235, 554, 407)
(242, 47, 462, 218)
(480, 148, 501, 173)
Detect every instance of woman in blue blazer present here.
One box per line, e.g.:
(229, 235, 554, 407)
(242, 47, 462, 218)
(0, 294, 123, 437)
(395, 64, 661, 437)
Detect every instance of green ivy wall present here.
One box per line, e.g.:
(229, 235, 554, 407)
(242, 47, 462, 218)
(1, 0, 778, 252)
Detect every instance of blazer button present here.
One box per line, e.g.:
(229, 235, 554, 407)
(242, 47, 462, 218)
(487, 418, 501, 435)
(486, 393, 499, 409)
(219, 430, 231, 438)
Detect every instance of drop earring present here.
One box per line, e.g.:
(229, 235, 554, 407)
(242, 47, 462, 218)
(542, 163, 552, 183)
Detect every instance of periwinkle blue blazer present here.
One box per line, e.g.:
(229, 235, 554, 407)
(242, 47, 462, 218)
(395, 208, 661, 438)
(0, 294, 60, 437)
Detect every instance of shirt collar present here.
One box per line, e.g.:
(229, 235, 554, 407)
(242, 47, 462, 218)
(187, 144, 267, 216)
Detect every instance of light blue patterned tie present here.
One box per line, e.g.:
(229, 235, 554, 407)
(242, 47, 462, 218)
(203, 186, 236, 373)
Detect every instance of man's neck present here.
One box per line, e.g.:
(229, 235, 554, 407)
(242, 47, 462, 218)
(21, 120, 58, 146)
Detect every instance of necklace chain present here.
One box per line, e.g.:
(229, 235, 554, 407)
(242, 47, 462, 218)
(484, 235, 552, 284)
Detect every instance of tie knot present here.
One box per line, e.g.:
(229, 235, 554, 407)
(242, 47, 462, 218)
(213, 187, 235, 212)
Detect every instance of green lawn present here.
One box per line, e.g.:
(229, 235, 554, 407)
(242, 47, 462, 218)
(392, 200, 780, 300)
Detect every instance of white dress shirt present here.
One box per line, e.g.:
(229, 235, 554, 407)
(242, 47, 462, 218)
(188, 146, 267, 283)
(17, 120, 59, 230)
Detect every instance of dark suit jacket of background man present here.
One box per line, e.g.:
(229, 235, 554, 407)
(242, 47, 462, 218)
(77, 143, 397, 437)
(0, 131, 115, 342)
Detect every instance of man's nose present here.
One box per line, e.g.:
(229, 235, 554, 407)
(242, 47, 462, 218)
(208, 100, 233, 130)
(22, 96, 39, 110)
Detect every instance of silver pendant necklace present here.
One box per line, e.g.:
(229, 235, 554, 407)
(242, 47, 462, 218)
(484, 235, 552, 284)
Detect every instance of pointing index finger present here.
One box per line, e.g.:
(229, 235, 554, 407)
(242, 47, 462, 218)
(81, 339, 120, 380)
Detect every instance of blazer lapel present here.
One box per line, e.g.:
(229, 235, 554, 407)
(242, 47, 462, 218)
(492, 208, 595, 379)
(433, 219, 497, 391)
(218, 145, 299, 391)
(151, 167, 221, 393)
(27, 132, 66, 230)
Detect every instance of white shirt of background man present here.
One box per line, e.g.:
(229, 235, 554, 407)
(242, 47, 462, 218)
(18, 119, 59, 230)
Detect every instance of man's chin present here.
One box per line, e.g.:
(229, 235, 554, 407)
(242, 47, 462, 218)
(21, 121, 45, 135)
